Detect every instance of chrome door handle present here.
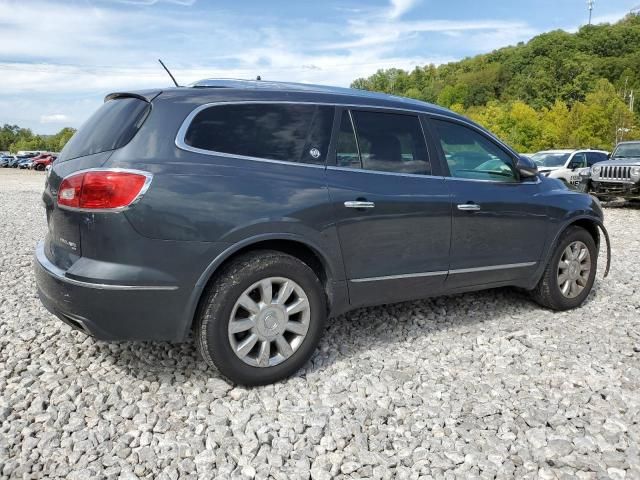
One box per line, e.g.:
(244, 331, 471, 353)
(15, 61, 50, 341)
(344, 201, 375, 209)
(457, 203, 481, 211)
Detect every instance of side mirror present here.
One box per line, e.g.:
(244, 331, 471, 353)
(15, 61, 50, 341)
(516, 155, 538, 178)
(607, 153, 611, 159)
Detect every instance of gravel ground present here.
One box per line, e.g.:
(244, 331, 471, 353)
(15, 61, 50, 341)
(1, 168, 639, 480)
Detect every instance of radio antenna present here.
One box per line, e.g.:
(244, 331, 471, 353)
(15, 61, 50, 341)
(158, 59, 180, 87)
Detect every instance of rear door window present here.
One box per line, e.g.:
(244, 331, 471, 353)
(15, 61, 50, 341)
(571, 153, 587, 168)
(334, 109, 431, 175)
(352, 110, 430, 175)
(184, 103, 333, 165)
(59, 98, 150, 161)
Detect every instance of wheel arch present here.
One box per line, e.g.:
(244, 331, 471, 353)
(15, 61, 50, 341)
(531, 214, 606, 289)
(180, 234, 339, 340)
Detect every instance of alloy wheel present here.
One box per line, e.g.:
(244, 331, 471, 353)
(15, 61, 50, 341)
(557, 240, 591, 298)
(228, 277, 311, 367)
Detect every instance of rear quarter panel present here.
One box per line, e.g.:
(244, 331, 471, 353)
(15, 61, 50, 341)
(104, 93, 345, 281)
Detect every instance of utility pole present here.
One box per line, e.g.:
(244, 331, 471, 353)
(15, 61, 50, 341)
(587, 0, 595, 25)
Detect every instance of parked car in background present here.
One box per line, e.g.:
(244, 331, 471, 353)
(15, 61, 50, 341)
(590, 141, 640, 201)
(18, 158, 35, 169)
(0, 155, 14, 167)
(31, 153, 57, 171)
(10, 155, 29, 167)
(35, 80, 610, 385)
(531, 149, 609, 188)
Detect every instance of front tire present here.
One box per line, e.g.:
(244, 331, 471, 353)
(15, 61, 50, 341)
(531, 226, 597, 310)
(196, 250, 326, 386)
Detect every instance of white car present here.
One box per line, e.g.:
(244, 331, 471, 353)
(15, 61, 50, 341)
(531, 149, 609, 187)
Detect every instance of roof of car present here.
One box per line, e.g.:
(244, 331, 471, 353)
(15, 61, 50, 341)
(534, 149, 608, 154)
(617, 141, 640, 145)
(534, 150, 574, 154)
(152, 78, 456, 116)
(191, 78, 418, 101)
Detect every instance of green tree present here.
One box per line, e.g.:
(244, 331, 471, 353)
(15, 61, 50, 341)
(351, 13, 640, 151)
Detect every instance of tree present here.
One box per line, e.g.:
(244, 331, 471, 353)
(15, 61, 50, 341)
(351, 14, 640, 151)
(1, 125, 76, 153)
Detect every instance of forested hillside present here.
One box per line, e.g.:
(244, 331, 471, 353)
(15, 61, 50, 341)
(0, 125, 75, 153)
(352, 14, 640, 151)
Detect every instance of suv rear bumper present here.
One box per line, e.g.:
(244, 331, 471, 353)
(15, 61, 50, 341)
(34, 241, 186, 341)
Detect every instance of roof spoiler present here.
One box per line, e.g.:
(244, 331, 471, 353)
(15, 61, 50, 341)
(104, 90, 162, 103)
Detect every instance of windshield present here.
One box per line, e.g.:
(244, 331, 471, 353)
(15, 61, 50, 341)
(530, 152, 570, 167)
(612, 143, 640, 158)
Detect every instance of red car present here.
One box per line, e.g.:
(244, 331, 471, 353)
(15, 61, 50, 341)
(31, 154, 57, 171)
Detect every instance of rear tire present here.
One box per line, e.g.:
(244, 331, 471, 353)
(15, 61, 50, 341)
(530, 226, 597, 310)
(196, 250, 326, 386)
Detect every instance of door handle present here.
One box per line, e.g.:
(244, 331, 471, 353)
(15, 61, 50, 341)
(457, 203, 481, 211)
(344, 200, 375, 209)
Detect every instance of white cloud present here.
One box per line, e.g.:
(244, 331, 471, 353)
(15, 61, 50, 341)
(388, 0, 420, 19)
(113, 0, 196, 5)
(326, 19, 534, 51)
(0, 0, 539, 133)
(40, 114, 69, 124)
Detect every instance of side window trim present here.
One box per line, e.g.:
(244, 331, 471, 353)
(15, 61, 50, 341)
(424, 114, 522, 183)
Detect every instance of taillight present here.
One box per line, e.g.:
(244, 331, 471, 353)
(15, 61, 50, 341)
(57, 169, 151, 211)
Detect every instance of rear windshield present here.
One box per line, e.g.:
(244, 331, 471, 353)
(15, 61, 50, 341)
(531, 152, 570, 167)
(59, 97, 150, 161)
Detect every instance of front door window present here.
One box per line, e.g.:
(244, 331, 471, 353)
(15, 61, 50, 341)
(431, 119, 518, 182)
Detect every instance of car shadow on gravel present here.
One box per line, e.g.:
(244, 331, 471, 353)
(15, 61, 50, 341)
(90, 285, 569, 386)
(601, 199, 640, 209)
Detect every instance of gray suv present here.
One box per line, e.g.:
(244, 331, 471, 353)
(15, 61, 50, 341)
(590, 141, 640, 200)
(35, 80, 610, 385)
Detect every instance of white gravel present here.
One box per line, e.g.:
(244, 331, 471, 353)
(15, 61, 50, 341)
(1, 168, 639, 479)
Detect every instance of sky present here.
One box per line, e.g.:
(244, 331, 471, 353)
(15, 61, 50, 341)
(0, 0, 638, 134)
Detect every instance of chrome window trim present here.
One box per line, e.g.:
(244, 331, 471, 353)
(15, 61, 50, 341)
(175, 144, 326, 169)
(174, 100, 507, 168)
(36, 242, 178, 291)
(327, 165, 445, 180)
(445, 176, 541, 185)
(56, 168, 154, 213)
(349, 262, 537, 283)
